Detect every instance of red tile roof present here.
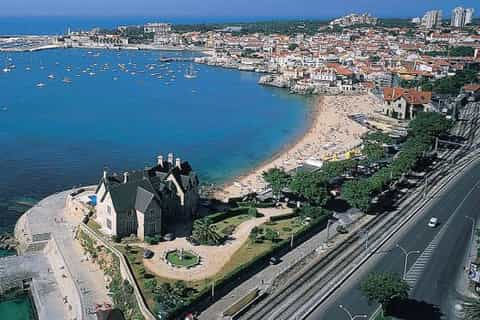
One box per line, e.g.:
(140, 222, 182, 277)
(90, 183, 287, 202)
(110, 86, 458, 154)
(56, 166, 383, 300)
(383, 87, 432, 105)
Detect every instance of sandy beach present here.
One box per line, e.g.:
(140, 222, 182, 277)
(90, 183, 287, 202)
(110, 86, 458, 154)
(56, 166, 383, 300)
(216, 94, 382, 200)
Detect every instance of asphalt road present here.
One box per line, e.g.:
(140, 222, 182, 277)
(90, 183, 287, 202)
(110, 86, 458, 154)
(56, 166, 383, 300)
(307, 159, 480, 320)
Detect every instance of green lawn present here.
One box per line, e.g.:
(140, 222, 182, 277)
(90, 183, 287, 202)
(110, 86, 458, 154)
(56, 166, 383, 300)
(212, 214, 252, 235)
(166, 250, 200, 268)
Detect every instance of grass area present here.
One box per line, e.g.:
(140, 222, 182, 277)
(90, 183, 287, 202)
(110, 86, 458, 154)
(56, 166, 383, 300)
(223, 288, 259, 317)
(166, 250, 200, 268)
(87, 219, 102, 233)
(212, 214, 252, 236)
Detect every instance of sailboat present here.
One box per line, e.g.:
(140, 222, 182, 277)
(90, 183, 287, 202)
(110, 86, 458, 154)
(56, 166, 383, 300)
(184, 63, 197, 79)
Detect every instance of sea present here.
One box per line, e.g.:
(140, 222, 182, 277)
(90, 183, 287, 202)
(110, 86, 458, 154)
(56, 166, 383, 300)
(0, 47, 312, 234)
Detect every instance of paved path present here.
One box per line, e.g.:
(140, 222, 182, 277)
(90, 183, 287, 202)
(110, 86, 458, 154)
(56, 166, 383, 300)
(18, 190, 110, 320)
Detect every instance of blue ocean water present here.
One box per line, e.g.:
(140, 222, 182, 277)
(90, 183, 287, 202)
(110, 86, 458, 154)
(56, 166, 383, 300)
(0, 48, 312, 232)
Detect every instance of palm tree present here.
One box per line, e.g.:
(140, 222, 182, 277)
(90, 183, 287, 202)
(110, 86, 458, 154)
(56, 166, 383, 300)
(192, 218, 223, 245)
(464, 297, 480, 320)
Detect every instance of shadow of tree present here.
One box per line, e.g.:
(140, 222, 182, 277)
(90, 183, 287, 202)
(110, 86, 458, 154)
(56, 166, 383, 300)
(386, 298, 443, 320)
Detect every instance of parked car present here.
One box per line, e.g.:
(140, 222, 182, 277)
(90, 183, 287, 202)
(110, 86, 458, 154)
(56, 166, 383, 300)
(269, 256, 281, 265)
(428, 217, 438, 228)
(163, 233, 175, 241)
(143, 249, 154, 259)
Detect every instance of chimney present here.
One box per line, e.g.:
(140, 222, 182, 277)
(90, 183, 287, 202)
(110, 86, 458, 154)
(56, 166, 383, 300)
(123, 172, 129, 184)
(103, 170, 107, 179)
(167, 153, 174, 165)
(175, 158, 181, 168)
(157, 155, 164, 166)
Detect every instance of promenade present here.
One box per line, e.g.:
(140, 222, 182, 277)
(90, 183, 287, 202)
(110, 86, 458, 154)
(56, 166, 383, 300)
(14, 190, 111, 320)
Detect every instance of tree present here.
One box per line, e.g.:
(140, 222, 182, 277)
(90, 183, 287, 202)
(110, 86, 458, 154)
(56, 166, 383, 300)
(341, 179, 372, 211)
(363, 142, 386, 163)
(409, 112, 453, 142)
(363, 132, 393, 145)
(360, 272, 410, 312)
(321, 159, 357, 180)
(464, 297, 480, 320)
(249, 226, 263, 243)
(262, 168, 291, 198)
(264, 228, 279, 242)
(191, 218, 223, 245)
(289, 171, 329, 206)
(288, 43, 299, 51)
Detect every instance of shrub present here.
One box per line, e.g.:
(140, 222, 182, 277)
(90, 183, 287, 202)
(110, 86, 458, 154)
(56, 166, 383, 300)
(144, 278, 157, 291)
(145, 236, 159, 245)
(336, 225, 348, 234)
(248, 207, 259, 217)
(220, 225, 236, 236)
(111, 235, 121, 243)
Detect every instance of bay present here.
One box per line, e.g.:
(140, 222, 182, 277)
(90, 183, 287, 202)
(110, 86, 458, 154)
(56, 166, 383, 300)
(0, 48, 312, 232)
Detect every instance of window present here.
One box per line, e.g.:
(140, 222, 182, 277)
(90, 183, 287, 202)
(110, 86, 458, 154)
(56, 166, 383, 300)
(106, 218, 112, 230)
(107, 205, 111, 215)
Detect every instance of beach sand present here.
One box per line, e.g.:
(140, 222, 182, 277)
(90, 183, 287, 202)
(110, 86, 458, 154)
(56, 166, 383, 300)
(215, 94, 381, 200)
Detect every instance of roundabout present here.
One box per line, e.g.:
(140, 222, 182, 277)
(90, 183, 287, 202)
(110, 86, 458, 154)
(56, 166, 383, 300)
(165, 249, 201, 269)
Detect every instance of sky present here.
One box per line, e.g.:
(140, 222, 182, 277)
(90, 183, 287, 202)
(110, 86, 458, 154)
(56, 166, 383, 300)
(0, 0, 478, 19)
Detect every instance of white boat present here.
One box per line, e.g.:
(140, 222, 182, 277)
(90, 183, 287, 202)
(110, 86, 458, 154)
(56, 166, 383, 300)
(2, 68, 10, 73)
(62, 77, 72, 83)
(113, 77, 118, 81)
(184, 63, 197, 79)
(36, 83, 46, 88)
(88, 72, 96, 76)
(25, 67, 31, 71)
(48, 74, 55, 79)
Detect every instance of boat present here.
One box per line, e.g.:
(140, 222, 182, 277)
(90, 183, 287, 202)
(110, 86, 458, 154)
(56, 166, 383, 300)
(48, 74, 55, 79)
(1, 106, 8, 111)
(113, 77, 118, 81)
(184, 63, 197, 79)
(62, 77, 72, 84)
(25, 67, 31, 71)
(2, 67, 10, 73)
(88, 72, 96, 76)
(36, 83, 46, 88)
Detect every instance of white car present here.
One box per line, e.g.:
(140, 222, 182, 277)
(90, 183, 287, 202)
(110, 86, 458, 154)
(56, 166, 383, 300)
(428, 217, 438, 228)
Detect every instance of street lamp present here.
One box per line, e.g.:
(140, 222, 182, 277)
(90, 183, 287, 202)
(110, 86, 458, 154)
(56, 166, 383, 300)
(465, 216, 476, 269)
(339, 304, 367, 320)
(396, 244, 420, 280)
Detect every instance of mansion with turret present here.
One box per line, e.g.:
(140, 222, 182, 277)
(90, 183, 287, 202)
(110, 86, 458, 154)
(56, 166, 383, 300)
(94, 153, 199, 240)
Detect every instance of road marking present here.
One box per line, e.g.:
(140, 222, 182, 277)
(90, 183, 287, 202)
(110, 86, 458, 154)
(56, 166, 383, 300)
(404, 179, 480, 289)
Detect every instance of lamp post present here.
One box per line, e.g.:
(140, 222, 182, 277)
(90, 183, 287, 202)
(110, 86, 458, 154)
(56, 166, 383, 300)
(465, 216, 476, 270)
(339, 304, 367, 320)
(396, 244, 420, 280)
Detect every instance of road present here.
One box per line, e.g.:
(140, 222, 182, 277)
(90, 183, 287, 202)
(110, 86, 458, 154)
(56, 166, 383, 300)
(307, 153, 480, 319)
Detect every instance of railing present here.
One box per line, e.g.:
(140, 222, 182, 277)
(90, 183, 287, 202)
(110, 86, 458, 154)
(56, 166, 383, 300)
(79, 223, 157, 320)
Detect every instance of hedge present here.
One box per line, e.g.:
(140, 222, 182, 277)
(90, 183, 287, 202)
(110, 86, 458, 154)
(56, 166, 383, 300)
(237, 201, 276, 208)
(269, 211, 299, 222)
(207, 207, 251, 224)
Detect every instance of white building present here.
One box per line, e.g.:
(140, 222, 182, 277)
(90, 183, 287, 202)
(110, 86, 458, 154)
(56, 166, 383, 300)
(465, 8, 475, 25)
(144, 23, 172, 34)
(421, 10, 442, 29)
(451, 7, 467, 28)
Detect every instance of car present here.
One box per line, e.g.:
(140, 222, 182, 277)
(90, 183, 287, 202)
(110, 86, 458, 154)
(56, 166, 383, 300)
(269, 257, 281, 265)
(143, 249, 154, 259)
(163, 233, 175, 241)
(428, 217, 438, 228)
